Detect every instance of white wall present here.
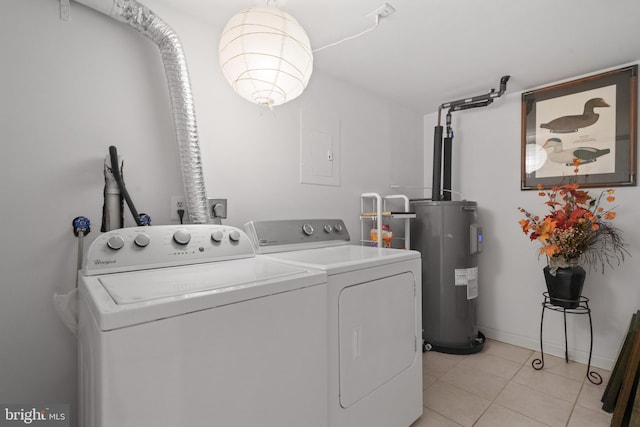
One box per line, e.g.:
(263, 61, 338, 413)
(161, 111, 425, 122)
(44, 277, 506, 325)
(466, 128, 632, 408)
(0, 1, 423, 424)
(425, 65, 640, 369)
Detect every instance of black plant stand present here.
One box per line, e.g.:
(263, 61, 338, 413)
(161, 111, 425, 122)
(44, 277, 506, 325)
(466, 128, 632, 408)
(532, 292, 603, 385)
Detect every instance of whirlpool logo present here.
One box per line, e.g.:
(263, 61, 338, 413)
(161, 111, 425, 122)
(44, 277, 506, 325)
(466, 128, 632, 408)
(1, 405, 68, 426)
(93, 259, 116, 266)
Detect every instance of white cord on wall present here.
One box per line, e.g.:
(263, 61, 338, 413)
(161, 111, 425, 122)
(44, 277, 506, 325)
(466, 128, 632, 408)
(313, 14, 381, 53)
(313, 3, 395, 53)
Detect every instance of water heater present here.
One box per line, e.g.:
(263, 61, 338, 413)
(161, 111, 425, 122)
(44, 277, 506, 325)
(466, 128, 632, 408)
(410, 200, 485, 354)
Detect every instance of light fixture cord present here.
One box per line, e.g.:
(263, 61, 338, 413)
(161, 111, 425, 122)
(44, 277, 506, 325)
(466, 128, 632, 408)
(313, 14, 380, 53)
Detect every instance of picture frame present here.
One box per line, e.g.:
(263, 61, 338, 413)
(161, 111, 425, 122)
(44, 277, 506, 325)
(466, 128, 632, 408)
(521, 65, 637, 190)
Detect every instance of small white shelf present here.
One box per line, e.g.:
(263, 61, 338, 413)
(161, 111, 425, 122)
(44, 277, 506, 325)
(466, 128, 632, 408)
(360, 193, 415, 250)
(360, 213, 416, 220)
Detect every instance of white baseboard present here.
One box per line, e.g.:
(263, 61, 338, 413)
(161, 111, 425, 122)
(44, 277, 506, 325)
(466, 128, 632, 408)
(479, 325, 615, 371)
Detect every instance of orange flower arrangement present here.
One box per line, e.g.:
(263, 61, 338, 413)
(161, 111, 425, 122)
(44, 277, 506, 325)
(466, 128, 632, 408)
(518, 161, 627, 273)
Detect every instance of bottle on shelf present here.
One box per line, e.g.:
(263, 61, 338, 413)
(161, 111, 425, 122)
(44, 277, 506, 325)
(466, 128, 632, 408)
(382, 224, 392, 248)
(370, 225, 379, 247)
(370, 224, 392, 248)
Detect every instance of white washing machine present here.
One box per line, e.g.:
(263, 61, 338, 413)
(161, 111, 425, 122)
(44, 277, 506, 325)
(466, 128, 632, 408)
(245, 219, 423, 427)
(78, 224, 328, 427)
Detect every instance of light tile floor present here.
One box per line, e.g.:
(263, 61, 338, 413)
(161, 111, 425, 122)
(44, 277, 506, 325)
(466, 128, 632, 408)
(412, 339, 612, 427)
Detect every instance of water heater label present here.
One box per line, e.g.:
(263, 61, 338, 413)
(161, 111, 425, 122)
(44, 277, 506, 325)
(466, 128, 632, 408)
(467, 268, 478, 300)
(454, 267, 479, 300)
(454, 269, 467, 286)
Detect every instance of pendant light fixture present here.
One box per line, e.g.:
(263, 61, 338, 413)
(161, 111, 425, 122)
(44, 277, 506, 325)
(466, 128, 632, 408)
(218, 4, 313, 107)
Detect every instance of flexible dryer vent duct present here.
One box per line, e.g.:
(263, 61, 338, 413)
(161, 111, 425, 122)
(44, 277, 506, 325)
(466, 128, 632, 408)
(74, 0, 210, 223)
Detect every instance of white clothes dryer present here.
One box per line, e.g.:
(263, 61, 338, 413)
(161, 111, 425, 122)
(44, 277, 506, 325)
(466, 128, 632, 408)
(78, 224, 328, 427)
(245, 219, 423, 427)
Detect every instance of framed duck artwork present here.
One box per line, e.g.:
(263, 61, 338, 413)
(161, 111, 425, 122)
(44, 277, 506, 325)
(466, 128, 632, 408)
(521, 64, 637, 190)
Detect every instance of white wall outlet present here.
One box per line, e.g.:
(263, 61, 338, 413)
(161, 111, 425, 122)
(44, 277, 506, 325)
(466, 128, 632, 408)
(171, 196, 187, 221)
(208, 198, 228, 219)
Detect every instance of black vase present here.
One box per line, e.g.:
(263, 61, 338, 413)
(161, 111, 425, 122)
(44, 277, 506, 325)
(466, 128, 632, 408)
(543, 265, 586, 308)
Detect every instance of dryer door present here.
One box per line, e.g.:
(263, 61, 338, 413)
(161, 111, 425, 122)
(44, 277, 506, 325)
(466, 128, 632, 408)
(338, 271, 417, 408)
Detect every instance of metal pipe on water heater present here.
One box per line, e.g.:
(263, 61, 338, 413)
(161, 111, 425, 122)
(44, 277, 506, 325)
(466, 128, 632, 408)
(431, 76, 510, 201)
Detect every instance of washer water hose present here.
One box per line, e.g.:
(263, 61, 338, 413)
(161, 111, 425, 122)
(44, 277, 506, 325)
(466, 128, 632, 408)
(53, 216, 92, 336)
(108, 146, 146, 226)
(72, 216, 91, 286)
(72, 0, 211, 223)
(101, 150, 123, 231)
(101, 146, 152, 229)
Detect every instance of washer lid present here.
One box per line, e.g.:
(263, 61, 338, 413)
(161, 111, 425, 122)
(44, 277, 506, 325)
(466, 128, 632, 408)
(262, 245, 419, 274)
(80, 257, 326, 331)
(100, 258, 308, 304)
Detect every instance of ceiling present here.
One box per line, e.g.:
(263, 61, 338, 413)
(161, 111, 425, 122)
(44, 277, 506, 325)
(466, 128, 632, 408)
(154, 0, 640, 113)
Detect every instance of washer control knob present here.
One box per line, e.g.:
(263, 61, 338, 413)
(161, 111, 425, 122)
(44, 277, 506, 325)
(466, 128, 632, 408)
(173, 229, 191, 245)
(107, 235, 125, 250)
(334, 224, 343, 232)
(211, 231, 224, 242)
(323, 224, 333, 233)
(134, 233, 150, 248)
(302, 223, 314, 236)
(229, 230, 241, 242)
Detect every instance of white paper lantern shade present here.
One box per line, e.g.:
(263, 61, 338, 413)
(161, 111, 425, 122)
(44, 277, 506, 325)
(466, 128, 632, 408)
(219, 7, 313, 107)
